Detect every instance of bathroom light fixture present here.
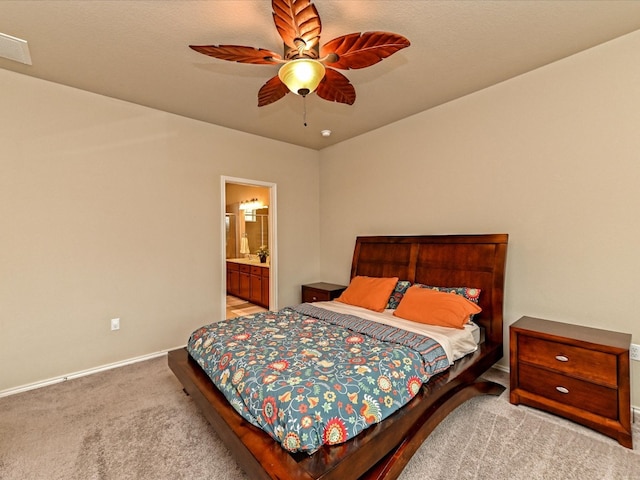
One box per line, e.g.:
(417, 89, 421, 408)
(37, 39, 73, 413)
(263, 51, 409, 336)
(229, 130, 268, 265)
(239, 198, 265, 210)
(277, 58, 326, 96)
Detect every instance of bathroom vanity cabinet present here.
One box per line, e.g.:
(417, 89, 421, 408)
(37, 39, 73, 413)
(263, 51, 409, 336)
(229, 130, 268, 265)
(226, 260, 269, 308)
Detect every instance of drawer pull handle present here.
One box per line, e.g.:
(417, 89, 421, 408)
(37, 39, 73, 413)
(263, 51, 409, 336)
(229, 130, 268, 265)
(555, 355, 569, 362)
(556, 386, 569, 394)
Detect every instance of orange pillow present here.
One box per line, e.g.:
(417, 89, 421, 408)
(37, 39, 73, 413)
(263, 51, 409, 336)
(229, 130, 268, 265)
(336, 276, 399, 312)
(393, 286, 481, 329)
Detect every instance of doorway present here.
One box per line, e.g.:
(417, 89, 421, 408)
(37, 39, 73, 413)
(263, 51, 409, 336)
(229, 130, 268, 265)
(222, 176, 277, 319)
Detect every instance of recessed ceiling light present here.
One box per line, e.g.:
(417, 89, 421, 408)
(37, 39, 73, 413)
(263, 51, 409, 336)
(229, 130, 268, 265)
(321, 129, 332, 137)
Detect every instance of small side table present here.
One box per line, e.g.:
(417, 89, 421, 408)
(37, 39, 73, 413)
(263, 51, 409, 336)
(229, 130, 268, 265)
(510, 316, 632, 448)
(301, 282, 347, 303)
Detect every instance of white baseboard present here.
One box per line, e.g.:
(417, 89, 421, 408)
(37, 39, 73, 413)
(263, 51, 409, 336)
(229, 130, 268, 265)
(0, 346, 185, 399)
(491, 363, 509, 374)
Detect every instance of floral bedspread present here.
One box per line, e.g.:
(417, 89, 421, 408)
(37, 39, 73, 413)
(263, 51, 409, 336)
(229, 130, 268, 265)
(186, 304, 449, 453)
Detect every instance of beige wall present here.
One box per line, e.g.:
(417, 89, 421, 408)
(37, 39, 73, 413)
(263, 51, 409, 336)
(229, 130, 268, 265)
(2, 29, 639, 410)
(0, 70, 321, 392)
(319, 30, 640, 407)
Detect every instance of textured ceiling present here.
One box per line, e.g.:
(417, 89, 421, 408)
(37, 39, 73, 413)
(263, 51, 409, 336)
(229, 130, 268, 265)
(2, 1, 640, 150)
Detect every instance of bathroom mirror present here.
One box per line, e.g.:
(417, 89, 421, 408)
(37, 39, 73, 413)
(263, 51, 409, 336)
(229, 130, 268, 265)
(225, 184, 270, 261)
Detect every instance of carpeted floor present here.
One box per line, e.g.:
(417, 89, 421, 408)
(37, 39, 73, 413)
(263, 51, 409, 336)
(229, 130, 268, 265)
(0, 356, 638, 480)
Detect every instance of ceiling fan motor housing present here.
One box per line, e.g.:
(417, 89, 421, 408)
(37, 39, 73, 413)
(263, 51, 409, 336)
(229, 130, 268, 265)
(284, 41, 319, 60)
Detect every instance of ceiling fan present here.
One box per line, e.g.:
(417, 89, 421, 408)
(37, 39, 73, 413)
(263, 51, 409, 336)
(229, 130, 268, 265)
(190, 0, 410, 107)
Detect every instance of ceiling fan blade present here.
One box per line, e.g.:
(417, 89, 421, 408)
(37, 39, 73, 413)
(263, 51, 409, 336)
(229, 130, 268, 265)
(315, 69, 356, 105)
(272, 0, 321, 55)
(320, 32, 410, 69)
(190, 45, 282, 64)
(258, 75, 290, 107)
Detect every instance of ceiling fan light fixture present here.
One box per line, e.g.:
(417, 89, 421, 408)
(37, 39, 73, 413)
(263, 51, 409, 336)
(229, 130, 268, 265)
(190, 0, 410, 107)
(278, 59, 325, 96)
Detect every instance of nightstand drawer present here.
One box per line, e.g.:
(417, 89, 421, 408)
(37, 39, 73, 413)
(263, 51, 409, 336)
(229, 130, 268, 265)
(519, 364, 618, 419)
(301, 283, 346, 303)
(518, 335, 617, 386)
(303, 288, 330, 303)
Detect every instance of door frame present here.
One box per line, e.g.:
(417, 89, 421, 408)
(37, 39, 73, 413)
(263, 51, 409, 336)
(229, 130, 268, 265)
(221, 175, 277, 319)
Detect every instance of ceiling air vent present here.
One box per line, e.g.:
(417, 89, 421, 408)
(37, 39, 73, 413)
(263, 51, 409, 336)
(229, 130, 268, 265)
(0, 32, 32, 65)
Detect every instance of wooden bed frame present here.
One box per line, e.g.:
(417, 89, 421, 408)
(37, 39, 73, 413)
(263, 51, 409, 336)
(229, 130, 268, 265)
(168, 234, 508, 479)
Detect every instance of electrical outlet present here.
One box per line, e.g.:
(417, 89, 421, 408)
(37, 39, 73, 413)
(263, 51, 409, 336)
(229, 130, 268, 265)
(110, 318, 120, 331)
(630, 343, 640, 361)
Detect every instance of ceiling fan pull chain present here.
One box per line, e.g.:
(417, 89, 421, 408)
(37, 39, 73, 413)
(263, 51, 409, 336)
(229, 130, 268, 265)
(303, 96, 307, 127)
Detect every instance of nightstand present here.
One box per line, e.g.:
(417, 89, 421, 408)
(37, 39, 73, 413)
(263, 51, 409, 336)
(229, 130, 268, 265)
(510, 316, 632, 448)
(301, 282, 347, 303)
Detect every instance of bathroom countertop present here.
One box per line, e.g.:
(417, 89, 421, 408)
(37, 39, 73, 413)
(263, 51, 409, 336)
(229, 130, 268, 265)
(226, 257, 270, 267)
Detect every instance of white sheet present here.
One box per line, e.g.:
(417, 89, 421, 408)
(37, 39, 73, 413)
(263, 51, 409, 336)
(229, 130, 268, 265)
(308, 301, 478, 365)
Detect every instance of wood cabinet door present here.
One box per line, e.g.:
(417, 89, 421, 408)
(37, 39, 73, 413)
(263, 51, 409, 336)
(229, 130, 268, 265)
(239, 272, 250, 299)
(227, 269, 240, 296)
(261, 269, 269, 308)
(250, 273, 262, 304)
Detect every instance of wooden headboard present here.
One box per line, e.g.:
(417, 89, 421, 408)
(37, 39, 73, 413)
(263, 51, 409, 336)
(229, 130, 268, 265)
(350, 234, 508, 344)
